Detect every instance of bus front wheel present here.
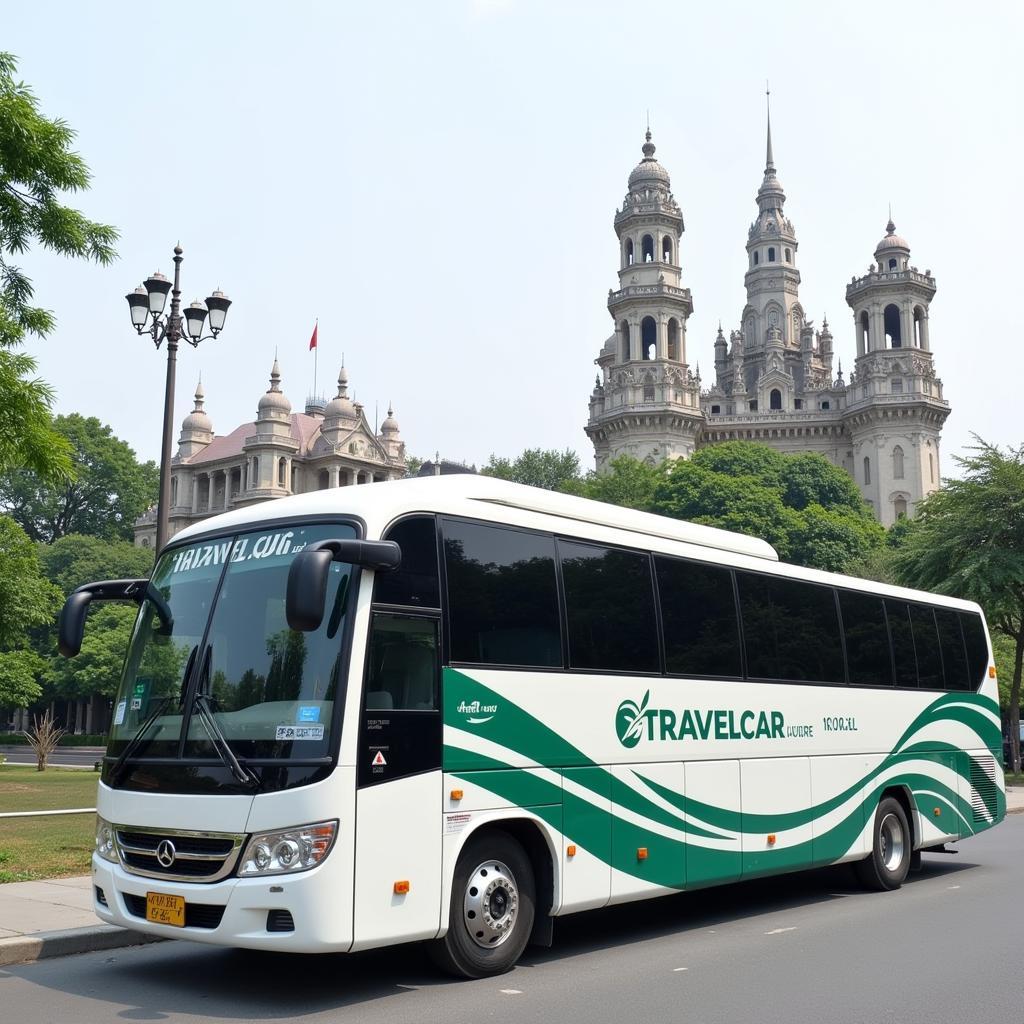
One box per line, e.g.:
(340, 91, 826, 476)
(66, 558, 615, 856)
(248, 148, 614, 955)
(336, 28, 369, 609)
(856, 796, 911, 891)
(430, 830, 536, 979)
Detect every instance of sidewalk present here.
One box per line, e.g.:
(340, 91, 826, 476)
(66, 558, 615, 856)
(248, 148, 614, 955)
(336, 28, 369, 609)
(3, 787, 1022, 968)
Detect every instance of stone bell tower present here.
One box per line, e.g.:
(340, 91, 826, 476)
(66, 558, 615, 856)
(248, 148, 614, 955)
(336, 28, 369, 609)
(585, 130, 702, 470)
(844, 219, 948, 525)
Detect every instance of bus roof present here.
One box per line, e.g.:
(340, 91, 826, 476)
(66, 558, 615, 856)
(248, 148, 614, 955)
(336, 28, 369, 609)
(170, 474, 781, 562)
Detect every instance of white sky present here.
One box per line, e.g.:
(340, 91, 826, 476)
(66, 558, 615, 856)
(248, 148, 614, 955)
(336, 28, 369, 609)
(4, 1, 1022, 476)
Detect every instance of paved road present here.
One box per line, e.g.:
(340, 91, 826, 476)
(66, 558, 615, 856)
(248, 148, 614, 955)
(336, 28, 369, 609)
(2, 817, 1022, 1024)
(0, 746, 103, 768)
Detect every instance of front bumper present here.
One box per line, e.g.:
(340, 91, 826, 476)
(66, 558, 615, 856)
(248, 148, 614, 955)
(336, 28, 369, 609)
(91, 852, 353, 953)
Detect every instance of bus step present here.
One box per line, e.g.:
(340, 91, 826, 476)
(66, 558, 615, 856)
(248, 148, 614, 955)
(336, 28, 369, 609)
(926, 844, 959, 855)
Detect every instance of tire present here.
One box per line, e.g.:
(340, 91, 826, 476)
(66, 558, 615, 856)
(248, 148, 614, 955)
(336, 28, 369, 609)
(856, 796, 912, 891)
(429, 830, 536, 979)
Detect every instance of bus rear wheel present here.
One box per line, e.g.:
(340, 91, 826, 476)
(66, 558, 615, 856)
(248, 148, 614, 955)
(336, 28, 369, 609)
(856, 796, 911, 891)
(430, 831, 536, 979)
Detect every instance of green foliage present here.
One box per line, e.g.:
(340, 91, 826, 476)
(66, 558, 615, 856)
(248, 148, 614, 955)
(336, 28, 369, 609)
(567, 456, 666, 510)
(482, 448, 582, 492)
(0, 414, 158, 542)
(648, 443, 882, 571)
(45, 603, 137, 700)
(0, 515, 62, 707)
(0, 52, 118, 482)
(0, 52, 118, 350)
(404, 454, 424, 477)
(891, 438, 1024, 770)
(38, 533, 153, 596)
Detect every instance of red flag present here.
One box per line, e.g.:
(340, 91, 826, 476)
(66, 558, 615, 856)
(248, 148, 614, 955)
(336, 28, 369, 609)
(309, 321, 318, 351)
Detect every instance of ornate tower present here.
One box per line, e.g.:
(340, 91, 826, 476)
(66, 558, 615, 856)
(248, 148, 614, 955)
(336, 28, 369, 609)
(239, 359, 300, 502)
(586, 130, 702, 470)
(843, 219, 948, 525)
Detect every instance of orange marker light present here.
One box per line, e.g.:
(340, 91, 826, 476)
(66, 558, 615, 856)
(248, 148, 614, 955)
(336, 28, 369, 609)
(450, 789, 464, 801)
(933, 807, 942, 817)
(567, 845, 577, 858)
(637, 847, 648, 861)
(989, 666, 997, 679)
(767, 834, 777, 846)
(393, 880, 410, 895)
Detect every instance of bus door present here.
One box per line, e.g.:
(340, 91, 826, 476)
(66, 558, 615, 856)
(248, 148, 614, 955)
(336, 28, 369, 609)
(352, 517, 444, 950)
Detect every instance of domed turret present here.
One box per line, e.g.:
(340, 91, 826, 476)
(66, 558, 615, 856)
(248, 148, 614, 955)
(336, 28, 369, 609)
(874, 217, 911, 270)
(627, 130, 672, 190)
(177, 378, 214, 458)
(380, 402, 399, 434)
(257, 358, 292, 421)
(323, 365, 356, 423)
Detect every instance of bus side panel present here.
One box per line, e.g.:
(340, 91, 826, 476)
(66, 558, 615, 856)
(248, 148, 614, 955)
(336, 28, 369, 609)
(741, 757, 812, 879)
(809, 756, 872, 866)
(913, 749, 964, 846)
(350, 771, 442, 952)
(560, 766, 611, 914)
(609, 763, 684, 905)
(683, 759, 741, 889)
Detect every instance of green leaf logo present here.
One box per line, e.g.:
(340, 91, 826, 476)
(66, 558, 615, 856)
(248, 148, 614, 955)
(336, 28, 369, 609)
(615, 694, 649, 748)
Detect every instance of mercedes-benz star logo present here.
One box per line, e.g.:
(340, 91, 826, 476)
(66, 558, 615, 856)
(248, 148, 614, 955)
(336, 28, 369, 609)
(155, 839, 176, 868)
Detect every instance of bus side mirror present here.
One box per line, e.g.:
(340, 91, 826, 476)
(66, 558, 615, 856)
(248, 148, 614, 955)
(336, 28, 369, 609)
(286, 539, 401, 632)
(58, 590, 93, 658)
(57, 578, 161, 657)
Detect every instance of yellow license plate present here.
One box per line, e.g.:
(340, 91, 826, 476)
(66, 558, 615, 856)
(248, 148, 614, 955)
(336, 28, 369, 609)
(145, 891, 185, 927)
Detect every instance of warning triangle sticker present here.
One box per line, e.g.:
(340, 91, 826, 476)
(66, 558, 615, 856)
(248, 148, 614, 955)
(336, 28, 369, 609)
(372, 751, 387, 767)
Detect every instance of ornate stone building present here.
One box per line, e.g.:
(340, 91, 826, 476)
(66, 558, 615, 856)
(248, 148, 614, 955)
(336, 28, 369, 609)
(134, 361, 406, 547)
(586, 117, 949, 527)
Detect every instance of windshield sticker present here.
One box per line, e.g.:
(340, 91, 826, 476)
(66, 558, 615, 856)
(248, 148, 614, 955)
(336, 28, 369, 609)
(275, 724, 325, 741)
(297, 706, 320, 723)
(113, 701, 127, 725)
(168, 531, 304, 576)
(130, 698, 143, 711)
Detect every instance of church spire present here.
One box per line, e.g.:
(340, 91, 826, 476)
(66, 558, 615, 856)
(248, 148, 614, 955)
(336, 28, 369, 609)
(765, 83, 774, 172)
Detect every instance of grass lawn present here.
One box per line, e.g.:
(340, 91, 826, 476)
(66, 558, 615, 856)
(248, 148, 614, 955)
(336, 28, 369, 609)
(0, 765, 100, 812)
(0, 765, 98, 882)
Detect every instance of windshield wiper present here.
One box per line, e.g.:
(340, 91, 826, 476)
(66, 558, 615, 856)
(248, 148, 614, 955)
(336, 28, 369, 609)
(109, 695, 173, 785)
(190, 647, 259, 788)
(110, 644, 198, 785)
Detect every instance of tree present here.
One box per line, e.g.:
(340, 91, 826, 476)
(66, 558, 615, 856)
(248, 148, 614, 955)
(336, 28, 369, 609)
(0, 52, 118, 479)
(482, 448, 582, 492)
(568, 456, 666, 510)
(38, 533, 154, 596)
(892, 439, 1024, 773)
(0, 515, 62, 708)
(648, 442, 883, 571)
(0, 415, 158, 542)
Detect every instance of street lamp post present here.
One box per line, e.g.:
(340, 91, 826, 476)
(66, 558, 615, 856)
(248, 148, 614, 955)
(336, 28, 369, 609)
(126, 245, 230, 553)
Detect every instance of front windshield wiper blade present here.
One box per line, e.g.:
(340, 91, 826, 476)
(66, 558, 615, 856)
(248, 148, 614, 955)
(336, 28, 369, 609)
(110, 644, 199, 784)
(192, 693, 260, 788)
(109, 695, 173, 785)
(189, 647, 259, 787)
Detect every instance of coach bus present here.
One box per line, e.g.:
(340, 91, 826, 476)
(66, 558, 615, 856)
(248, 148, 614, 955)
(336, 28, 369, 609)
(58, 475, 1005, 977)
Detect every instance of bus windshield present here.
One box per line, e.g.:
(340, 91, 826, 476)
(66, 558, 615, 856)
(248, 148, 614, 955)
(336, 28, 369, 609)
(106, 523, 356, 775)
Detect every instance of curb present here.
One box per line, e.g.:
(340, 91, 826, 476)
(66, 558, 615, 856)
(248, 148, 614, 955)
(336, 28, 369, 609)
(0, 925, 165, 968)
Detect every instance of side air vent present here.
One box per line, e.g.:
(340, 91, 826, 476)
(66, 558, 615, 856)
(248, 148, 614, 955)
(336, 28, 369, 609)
(267, 909, 295, 932)
(970, 755, 998, 823)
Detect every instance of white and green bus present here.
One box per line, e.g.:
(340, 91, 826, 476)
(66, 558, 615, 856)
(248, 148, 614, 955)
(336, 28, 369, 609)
(60, 475, 1005, 977)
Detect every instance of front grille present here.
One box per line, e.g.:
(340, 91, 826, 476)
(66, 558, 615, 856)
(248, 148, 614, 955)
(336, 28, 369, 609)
(970, 755, 998, 823)
(266, 909, 295, 932)
(123, 893, 225, 929)
(115, 826, 245, 883)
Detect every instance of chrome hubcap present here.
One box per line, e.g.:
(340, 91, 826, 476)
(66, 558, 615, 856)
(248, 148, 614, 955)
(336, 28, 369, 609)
(463, 859, 519, 949)
(879, 813, 905, 872)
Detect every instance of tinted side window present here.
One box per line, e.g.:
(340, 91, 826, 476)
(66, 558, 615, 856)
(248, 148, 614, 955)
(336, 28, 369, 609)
(374, 516, 440, 608)
(886, 601, 918, 688)
(935, 608, 970, 691)
(559, 540, 659, 673)
(656, 557, 741, 677)
(840, 590, 893, 686)
(365, 614, 438, 710)
(737, 573, 844, 683)
(910, 604, 943, 689)
(444, 520, 561, 667)
(961, 613, 989, 690)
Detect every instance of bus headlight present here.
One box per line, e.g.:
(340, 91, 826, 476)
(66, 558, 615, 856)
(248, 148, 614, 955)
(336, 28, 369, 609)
(95, 816, 119, 864)
(238, 821, 338, 877)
